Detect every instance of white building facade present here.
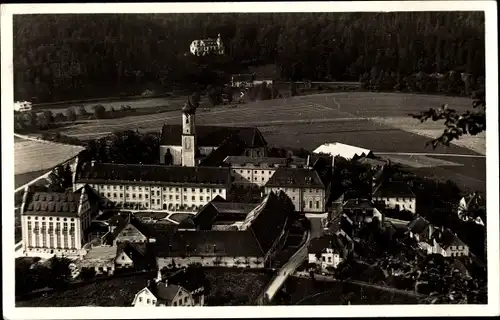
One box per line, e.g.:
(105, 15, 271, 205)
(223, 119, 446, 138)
(74, 162, 232, 212)
(189, 34, 224, 56)
(20, 187, 97, 259)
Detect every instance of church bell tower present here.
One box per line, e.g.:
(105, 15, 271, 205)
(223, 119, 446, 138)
(181, 100, 197, 167)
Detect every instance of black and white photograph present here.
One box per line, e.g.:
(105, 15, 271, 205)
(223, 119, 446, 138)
(2, 1, 499, 318)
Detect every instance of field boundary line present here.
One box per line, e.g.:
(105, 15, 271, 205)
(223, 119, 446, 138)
(376, 152, 486, 158)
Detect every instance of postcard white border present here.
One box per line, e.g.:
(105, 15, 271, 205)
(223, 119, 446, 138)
(2, 1, 499, 319)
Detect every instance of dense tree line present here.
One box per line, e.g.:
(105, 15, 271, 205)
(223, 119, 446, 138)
(14, 12, 484, 103)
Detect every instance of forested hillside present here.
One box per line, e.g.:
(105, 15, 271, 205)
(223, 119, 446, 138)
(14, 12, 485, 103)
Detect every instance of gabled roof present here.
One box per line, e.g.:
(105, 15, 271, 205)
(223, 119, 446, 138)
(247, 191, 292, 254)
(223, 156, 306, 167)
(148, 282, 182, 305)
(116, 242, 147, 263)
(75, 162, 231, 187)
(374, 181, 415, 198)
(154, 230, 263, 257)
(440, 229, 467, 249)
(265, 167, 325, 189)
(407, 216, 430, 235)
(192, 196, 256, 230)
(198, 136, 246, 167)
(160, 124, 267, 149)
(313, 143, 372, 160)
(155, 191, 292, 258)
(308, 234, 344, 255)
(22, 189, 83, 217)
(105, 214, 151, 244)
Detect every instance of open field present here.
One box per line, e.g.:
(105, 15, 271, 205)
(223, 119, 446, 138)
(14, 137, 84, 175)
(35, 92, 485, 193)
(14, 169, 50, 189)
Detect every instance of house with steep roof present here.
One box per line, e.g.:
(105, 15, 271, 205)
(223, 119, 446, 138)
(373, 181, 416, 214)
(429, 228, 469, 258)
(104, 213, 154, 245)
(74, 161, 232, 212)
(407, 216, 433, 243)
(115, 242, 156, 271)
(307, 234, 347, 272)
(264, 167, 329, 213)
(132, 269, 206, 307)
(223, 155, 307, 187)
(154, 191, 291, 269)
(185, 195, 259, 231)
(20, 186, 99, 259)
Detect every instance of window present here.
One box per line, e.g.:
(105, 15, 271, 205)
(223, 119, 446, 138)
(199, 196, 203, 201)
(139, 297, 142, 302)
(139, 194, 142, 199)
(184, 296, 188, 303)
(219, 189, 223, 193)
(145, 194, 149, 199)
(184, 196, 187, 200)
(169, 195, 173, 200)
(126, 186, 129, 190)
(316, 201, 320, 209)
(184, 188, 187, 192)
(192, 188, 195, 192)
(206, 196, 210, 201)
(120, 193, 123, 198)
(292, 197, 296, 200)
(152, 300, 156, 305)
(147, 299, 150, 304)
(176, 188, 179, 192)
(107, 193, 111, 197)
(176, 195, 179, 200)
(132, 194, 136, 199)
(309, 201, 312, 208)
(113, 193, 117, 198)
(156, 191, 160, 196)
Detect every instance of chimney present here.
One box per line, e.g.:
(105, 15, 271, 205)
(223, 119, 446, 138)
(147, 280, 151, 287)
(91, 160, 96, 167)
(156, 269, 162, 283)
(213, 244, 216, 254)
(306, 155, 311, 167)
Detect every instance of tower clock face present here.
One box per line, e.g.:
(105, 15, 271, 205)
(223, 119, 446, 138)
(184, 137, 191, 149)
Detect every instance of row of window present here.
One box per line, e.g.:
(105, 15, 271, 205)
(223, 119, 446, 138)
(102, 192, 215, 203)
(26, 216, 75, 221)
(272, 187, 323, 194)
(27, 232, 76, 249)
(98, 185, 223, 194)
